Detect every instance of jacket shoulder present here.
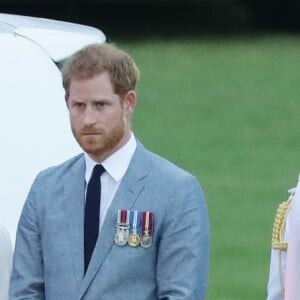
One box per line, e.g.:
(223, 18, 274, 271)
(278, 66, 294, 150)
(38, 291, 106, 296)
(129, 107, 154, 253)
(36, 153, 84, 180)
(145, 148, 194, 179)
(271, 193, 293, 251)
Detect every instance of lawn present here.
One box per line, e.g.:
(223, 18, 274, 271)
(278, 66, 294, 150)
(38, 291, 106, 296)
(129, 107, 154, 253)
(118, 35, 300, 299)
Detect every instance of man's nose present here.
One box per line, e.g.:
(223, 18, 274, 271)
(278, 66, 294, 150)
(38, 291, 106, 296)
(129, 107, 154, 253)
(83, 105, 97, 125)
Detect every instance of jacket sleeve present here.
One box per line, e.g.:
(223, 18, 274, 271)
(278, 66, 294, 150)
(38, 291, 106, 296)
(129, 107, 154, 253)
(266, 197, 291, 300)
(9, 175, 45, 300)
(267, 248, 286, 300)
(156, 175, 210, 300)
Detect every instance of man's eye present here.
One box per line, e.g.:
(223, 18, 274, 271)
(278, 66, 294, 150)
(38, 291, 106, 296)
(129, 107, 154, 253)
(96, 102, 106, 108)
(74, 103, 84, 108)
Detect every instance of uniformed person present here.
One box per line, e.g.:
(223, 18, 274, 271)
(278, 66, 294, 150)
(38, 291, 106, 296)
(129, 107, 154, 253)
(266, 185, 295, 300)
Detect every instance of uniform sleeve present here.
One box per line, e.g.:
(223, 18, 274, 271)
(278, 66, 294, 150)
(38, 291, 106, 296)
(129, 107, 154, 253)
(267, 248, 286, 300)
(9, 176, 45, 300)
(266, 198, 291, 300)
(156, 175, 210, 300)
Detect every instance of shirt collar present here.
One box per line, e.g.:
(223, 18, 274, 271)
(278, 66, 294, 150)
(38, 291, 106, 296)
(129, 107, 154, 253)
(84, 132, 137, 183)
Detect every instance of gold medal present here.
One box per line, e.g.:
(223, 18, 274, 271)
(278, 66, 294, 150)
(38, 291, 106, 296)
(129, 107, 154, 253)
(128, 233, 141, 247)
(128, 211, 142, 247)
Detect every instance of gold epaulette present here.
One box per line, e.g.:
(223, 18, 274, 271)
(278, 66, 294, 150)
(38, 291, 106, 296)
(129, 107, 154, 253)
(271, 197, 292, 250)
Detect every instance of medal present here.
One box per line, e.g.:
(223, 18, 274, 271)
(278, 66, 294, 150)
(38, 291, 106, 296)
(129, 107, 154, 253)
(128, 234, 140, 247)
(128, 210, 141, 247)
(140, 234, 152, 248)
(140, 211, 153, 248)
(114, 209, 130, 246)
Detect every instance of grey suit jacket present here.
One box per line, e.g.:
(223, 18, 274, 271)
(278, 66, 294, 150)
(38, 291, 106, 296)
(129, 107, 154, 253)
(10, 142, 210, 299)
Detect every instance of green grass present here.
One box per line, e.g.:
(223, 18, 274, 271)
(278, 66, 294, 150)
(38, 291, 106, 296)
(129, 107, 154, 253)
(118, 35, 300, 299)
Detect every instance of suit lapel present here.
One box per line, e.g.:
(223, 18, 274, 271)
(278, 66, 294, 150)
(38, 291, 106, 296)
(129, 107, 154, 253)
(63, 155, 86, 289)
(78, 142, 150, 299)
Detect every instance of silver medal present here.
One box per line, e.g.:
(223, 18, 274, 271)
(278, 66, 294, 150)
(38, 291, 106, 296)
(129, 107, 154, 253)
(114, 225, 129, 246)
(140, 233, 152, 248)
(114, 209, 130, 246)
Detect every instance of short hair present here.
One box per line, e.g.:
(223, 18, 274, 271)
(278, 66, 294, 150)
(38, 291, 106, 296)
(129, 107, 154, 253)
(62, 43, 139, 97)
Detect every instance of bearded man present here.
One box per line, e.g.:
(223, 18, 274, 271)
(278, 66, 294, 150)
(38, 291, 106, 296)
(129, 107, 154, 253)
(10, 43, 210, 300)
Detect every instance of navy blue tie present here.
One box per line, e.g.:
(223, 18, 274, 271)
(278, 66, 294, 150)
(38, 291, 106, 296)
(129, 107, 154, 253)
(84, 164, 105, 273)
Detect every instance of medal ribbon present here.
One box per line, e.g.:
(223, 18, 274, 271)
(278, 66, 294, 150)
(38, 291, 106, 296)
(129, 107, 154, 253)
(130, 211, 142, 235)
(142, 211, 153, 236)
(117, 209, 121, 224)
(126, 210, 130, 226)
(119, 209, 130, 225)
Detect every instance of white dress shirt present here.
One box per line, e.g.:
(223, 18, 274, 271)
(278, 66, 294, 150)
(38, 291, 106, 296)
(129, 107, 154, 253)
(84, 133, 137, 230)
(0, 224, 12, 300)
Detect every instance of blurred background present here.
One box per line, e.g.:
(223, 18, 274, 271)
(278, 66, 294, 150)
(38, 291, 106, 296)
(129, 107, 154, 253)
(2, 1, 300, 299)
(2, 0, 300, 38)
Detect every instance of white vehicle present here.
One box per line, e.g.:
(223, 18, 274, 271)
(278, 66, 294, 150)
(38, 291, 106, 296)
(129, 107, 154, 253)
(0, 13, 106, 245)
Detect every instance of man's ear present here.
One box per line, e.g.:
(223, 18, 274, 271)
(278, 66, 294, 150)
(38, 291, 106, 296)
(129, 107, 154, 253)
(123, 91, 137, 115)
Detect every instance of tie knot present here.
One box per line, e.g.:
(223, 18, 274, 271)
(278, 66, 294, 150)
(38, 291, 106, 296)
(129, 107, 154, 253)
(92, 164, 105, 178)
